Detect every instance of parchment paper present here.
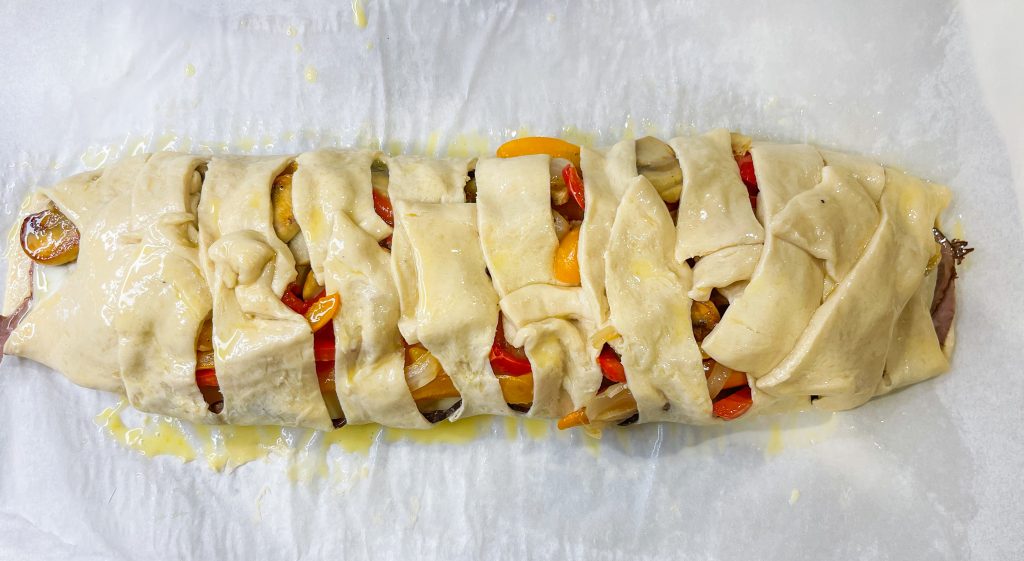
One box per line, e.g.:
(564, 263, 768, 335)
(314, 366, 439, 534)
(1, 1, 1022, 559)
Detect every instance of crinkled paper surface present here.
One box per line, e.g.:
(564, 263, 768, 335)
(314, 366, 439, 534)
(1, 1, 1022, 560)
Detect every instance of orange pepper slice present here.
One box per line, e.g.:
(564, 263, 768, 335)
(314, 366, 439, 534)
(497, 373, 534, 405)
(410, 371, 461, 402)
(304, 292, 341, 332)
(497, 137, 581, 170)
(553, 226, 581, 285)
(557, 408, 590, 430)
(712, 386, 753, 420)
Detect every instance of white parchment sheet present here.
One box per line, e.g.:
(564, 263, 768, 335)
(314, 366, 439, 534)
(1, 1, 1022, 560)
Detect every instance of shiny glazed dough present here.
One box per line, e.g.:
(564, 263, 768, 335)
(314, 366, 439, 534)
(772, 166, 880, 283)
(578, 140, 638, 332)
(198, 156, 331, 430)
(701, 144, 825, 375)
(6, 157, 148, 392)
(671, 129, 764, 260)
(475, 155, 559, 296)
(392, 201, 510, 419)
(292, 149, 430, 428)
(477, 154, 598, 414)
(388, 155, 469, 343)
(114, 153, 219, 424)
(878, 268, 949, 396)
(605, 177, 710, 424)
(0, 130, 962, 430)
(756, 169, 950, 410)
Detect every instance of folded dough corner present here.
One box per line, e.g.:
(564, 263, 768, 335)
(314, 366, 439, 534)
(1, 131, 963, 430)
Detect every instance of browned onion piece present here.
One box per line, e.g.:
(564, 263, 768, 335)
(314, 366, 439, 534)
(931, 228, 972, 346)
(20, 205, 80, 265)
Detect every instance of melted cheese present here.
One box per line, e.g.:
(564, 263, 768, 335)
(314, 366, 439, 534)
(198, 156, 331, 430)
(392, 201, 509, 418)
(292, 149, 429, 429)
(671, 129, 764, 260)
(6, 158, 147, 392)
(605, 177, 710, 424)
(701, 144, 824, 375)
(114, 153, 218, 424)
(756, 169, 950, 409)
(475, 155, 559, 296)
(772, 166, 880, 283)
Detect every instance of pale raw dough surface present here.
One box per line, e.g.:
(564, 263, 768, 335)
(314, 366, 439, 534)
(0, 2, 1021, 560)
(292, 149, 429, 428)
(5, 157, 146, 392)
(475, 155, 559, 296)
(701, 144, 824, 374)
(392, 201, 510, 418)
(198, 156, 331, 430)
(605, 177, 710, 424)
(671, 129, 764, 260)
(114, 153, 218, 424)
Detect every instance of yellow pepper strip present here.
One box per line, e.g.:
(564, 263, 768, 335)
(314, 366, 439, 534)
(553, 226, 582, 285)
(305, 292, 341, 332)
(557, 407, 590, 430)
(302, 270, 323, 301)
(405, 343, 430, 365)
(497, 373, 534, 405)
(497, 137, 581, 170)
(411, 371, 461, 402)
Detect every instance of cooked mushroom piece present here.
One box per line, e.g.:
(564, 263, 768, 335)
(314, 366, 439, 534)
(635, 136, 683, 203)
(271, 162, 300, 243)
(20, 204, 80, 265)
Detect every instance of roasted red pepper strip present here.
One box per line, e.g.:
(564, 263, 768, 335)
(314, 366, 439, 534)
(314, 328, 336, 362)
(196, 368, 219, 388)
(489, 321, 532, 376)
(562, 163, 585, 211)
(735, 153, 758, 211)
(712, 386, 753, 420)
(736, 153, 757, 192)
(282, 283, 311, 315)
(315, 360, 336, 388)
(597, 344, 627, 384)
(373, 189, 394, 227)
